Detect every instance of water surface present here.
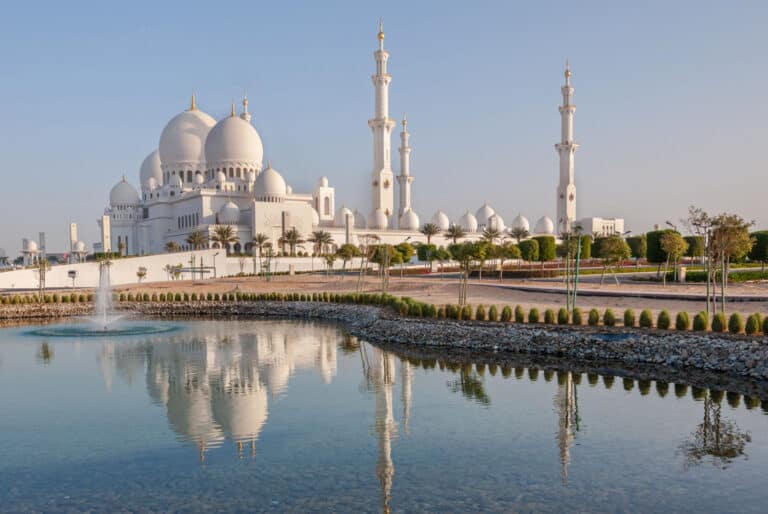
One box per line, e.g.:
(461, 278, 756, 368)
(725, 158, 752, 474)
(1, 319, 767, 513)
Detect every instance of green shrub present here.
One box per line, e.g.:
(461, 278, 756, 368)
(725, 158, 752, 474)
(87, 293, 94, 302)
(763, 315, 768, 335)
(53, 293, 60, 303)
(79, 294, 87, 303)
(410, 303, 422, 317)
(675, 312, 690, 331)
(501, 306, 513, 322)
(572, 308, 583, 325)
(214, 293, 220, 301)
(588, 308, 600, 326)
(604, 309, 616, 327)
(151, 293, 158, 302)
(461, 305, 473, 320)
(746, 314, 760, 335)
(475, 305, 486, 321)
(693, 312, 708, 331)
(544, 308, 556, 324)
(127, 293, 135, 302)
(657, 310, 671, 330)
(528, 307, 540, 324)
(70, 293, 78, 303)
(437, 306, 446, 319)
(399, 302, 409, 316)
(61, 295, 70, 303)
(623, 309, 635, 327)
(514, 305, 525, 323)
(190, 293, 197, 301)
(44, 295, 52, 304)
(728, 313, 744, 334)
(159, 293, 166, 302)
(557, 308, 569, 325)
(712, 313, 726, 333)
(639, 309, 653, 328)
(174, 293, 182, 302)
(143, 293, 150, 302)
(488, 305, 498, 322)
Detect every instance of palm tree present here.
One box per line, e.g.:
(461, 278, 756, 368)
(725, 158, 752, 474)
(165, 241, 180, 253)
(482, 227, 502, 245)
(509, 227, 530, 244)
(419, 223, 441, 245)
(186, 230, 208, 250)
(307, 230, 334, 256)
(252, 233, 270, 258)
(279, 228, 305, 256)
(211, 225, 239, 253)
(444, 225, 466, 244)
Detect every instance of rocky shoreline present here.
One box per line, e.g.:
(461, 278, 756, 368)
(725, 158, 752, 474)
(3, 301, 768, 393)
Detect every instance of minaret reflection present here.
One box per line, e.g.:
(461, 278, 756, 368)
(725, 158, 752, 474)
(554, 371, 579, 484)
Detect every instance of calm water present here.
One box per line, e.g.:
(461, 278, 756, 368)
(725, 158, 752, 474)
(1, 320, 767, 513)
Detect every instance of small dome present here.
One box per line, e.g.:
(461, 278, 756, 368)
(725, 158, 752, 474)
(458, 211, 478, 232)
(194, 173, 205, 185)
(169, 175, 183, 189)
(488, 213, 505, 232)
(204, 114, 264, 171)
(140, 150, 163, 190)
(218, 201, 241, 225)
(216, 170, 227, 183)
(319, 176, 329, 187)
(310, 208, 320, 227)
(254, 163, 286, 202)
(74, 241, 86, 252)
(23, 239, 38, 252)
(399, 209, 420, 231)
(353, 209, 367, 229)
(334, 206, 354, 228)
(431, 209, 450, 231)
(147, 177, 158, 191)
(110, 177, 140, 206)
(534, 216, 555, 235)
(475, 202, 496, 228)
(510, 213, 530, 232)
(159, 107, 216, 168)
(368, 208, 389, 230)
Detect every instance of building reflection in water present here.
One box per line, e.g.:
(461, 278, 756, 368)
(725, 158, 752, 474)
(554, 371, 579, 485)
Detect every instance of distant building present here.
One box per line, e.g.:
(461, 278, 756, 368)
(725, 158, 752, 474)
(579, 217, 626, 237)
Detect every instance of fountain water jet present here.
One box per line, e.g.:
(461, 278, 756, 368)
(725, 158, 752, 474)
(94, 259, 116, 329)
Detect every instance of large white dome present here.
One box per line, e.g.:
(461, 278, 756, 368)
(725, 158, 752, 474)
(204, 114, 263, 173)
(140, 150, 162, 190)
(254, 163, 286, 202)
(488, 213, 505, 232)
(475, 202, 496, 227)
(218, 200, 241, 225)
(110, 177, 139, 206)
(399, 209, 420, 231)
(534, 216, 555, 235)
(510, 213, 530, 232)
(458, 211, 478, 232)
(334, 206, 354, 228)
(368, 208, 389, 230)
(159, 105, 216, 171)
(431, 209, 450, 231)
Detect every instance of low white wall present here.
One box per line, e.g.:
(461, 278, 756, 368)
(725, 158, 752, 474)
(0, 250, 226, 290)
(224, 256, 368, 276)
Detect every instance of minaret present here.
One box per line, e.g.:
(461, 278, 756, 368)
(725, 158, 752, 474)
(240, 94, 251, 123)
(396, 114, 414, 224)
(368, 19, 396, 228)
(555, 60, 578, 234)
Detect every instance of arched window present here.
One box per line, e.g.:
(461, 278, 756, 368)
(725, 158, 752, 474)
(187, 170, 193, 182)
(229, 167, 234, 178)
(324, 197, 330, 216)
(236, 168, 241, 178)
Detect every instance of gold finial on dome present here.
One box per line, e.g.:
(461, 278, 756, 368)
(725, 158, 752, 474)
(565, 59, 571, 79)
(230, 101, 236, 117)
(190, 91, 197, 111)
(402, 112, 407, 127)
(378, 17, 385, 41)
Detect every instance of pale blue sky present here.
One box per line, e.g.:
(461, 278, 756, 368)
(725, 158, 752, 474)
(1, 0, 766, 252)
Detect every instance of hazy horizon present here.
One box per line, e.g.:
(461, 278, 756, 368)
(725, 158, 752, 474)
(1, 0, 766, 254)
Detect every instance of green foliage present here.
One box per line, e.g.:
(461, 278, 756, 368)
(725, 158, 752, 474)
(127, 293, 134, 302)
(143, 293, 150, 302)
(409, 303, 422, 317)
(518, 239, 539, 262)
(646, 230, 676, 264)
(623, 309, 635, 327)
(528, 307, 540, 323)
(501, 305, 513, 322)
(728, 313, 744, 334)
(684, 236, 705, 258)
(488, 305, 498, 322)
(437, 305, 446, 319)
(588, 308, 600, 326)
(557, 308, 569, 325)
(657, 310, 671, 330)
(693, 311, 708, 331)
(53, 293, 60, 303)
(639, 309, 653, 328)
(597, 235, 632, 263)
(61, 295, 70, 303)
(748, 231, 768, 264)
(514, 305, 525, 323)
(475, 304, 486, 321)
(174, 293, 182, 302)
(460, 304, 473, 320)
(572, 308, 583, 325)
(416, 243, 438, 263)
(763, 315, 768, 335)
(675, 312, 690, 331)
(544, 308, 556, 324)
(532, 236, 556, 262)
(745, 314, 761, 335)
(579, 235, 592, 260)
(603, 309, 616, 327)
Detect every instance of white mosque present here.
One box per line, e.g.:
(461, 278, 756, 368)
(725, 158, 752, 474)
(98, 22, 622, 257)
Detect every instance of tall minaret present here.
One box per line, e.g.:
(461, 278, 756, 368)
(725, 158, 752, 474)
(396, 114, 413, 224)
(555, 61, 578, 234)
(368, 19, 396, 228)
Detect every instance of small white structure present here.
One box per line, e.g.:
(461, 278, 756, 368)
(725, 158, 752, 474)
(579, 217, 626, 237)
(21, 239, 39, 266)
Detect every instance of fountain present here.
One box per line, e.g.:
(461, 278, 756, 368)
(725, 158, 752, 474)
(27, 259, 177, 338)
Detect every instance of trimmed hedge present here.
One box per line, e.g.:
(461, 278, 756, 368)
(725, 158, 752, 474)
(572, 308, 583, 326)
(624, 309, 635, 328)
(528, 308, 540, 324)
(514, 305, 525, 323)
(588, 308, 600, 326)
(501, 306, 513, 322)
(728, 313, 744, 334)
(675, 312, 690, 331)
(557, 308, 569, 325)
(712, 313, 726, 333)
(544, 308, 556, 325)
(603, 309, 616, 327)
(657, 310, 671, 330)
(639, 309, 653, 328)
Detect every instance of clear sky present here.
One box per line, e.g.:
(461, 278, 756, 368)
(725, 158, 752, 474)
(1, 0, 766, 253)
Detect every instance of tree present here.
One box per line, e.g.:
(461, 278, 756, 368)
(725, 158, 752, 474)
(519, 239, 539, 263)
(336, 243, 361, 276)
(324, 253, 337, 275)
(136, 266, 147, 283)
(419, 223, 441, 245)
(211, 225, 239, 253)
(597, 235, 631, 285)
(481, 227, 502, 245)
(279, 227, 305, 256)
(508, 227, 529, 244)
(395, 242, 415, 277)
(448, 242, 483, 305)
(495, 241, 520, 280)
(356, 234, 380, 292)
(434, 246, 451, 277)
(684, 236, 705, 260)
(579, 235, 592, 260)
(660, 231, 688, 285)
(748, 231, 768, 272)
(646, 229, 676, 272)
(307, 230, 334, 256)
(533, 236, 556, 265)
(626, 235, 647, 261)
(186, 231, 208, 250)
(444, 225, 466, 244)
(710, 213, 754, 314)
(416, 243, 437, 270)
(679, 398, 751, 470)
(165, 241, 180, 253)
(252, 233, 270, 259)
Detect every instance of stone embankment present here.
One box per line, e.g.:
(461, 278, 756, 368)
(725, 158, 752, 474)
(3, 301, 768, 384)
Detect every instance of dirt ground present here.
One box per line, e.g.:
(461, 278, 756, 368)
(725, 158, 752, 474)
(111, 273, 768, 318)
